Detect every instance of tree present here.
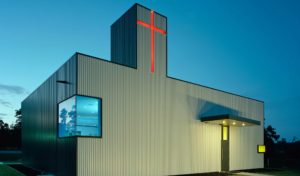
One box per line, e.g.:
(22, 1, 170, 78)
(12, 109, 22, 149)
(0, 120, 9, 130)
(264, 125, 280, 167)
(0, 109, 22, 150)
(0, 119, 13, 149)
(14, 109, 22, 130)
(265, 125, 280, 145)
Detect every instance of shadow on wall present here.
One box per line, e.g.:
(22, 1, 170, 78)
(186, 95, 240, 120)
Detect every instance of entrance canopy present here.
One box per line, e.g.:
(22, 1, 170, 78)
(201, 114, 261, 127)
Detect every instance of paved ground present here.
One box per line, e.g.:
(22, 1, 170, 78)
(1, 163, 300, 176)
(232, 172, 272, 176)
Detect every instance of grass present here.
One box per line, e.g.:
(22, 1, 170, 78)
(0, 164, 25, 176)
(258, 169, 300, 176)
(230, 169, 300, 176)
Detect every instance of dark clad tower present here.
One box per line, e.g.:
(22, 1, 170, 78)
(111, 4, 167, 76)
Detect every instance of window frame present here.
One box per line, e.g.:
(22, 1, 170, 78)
(57, 94, 102, 139)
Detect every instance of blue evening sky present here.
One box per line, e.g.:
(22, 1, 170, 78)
(0, 0, 299, 140)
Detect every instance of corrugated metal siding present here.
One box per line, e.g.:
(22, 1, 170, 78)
(111, 4, 137, 68)
(137, 5, 150, 23)
(76, 3, 263, 176)
(22, 55, 77, 176)
(20, 3, 263, 175)
(154, 30, 167, 77)
(154, 13, 167, 31)
(76, 54, 264, 176)
(230, 125, 264, 170)
(111, 4, 167, 75)
(137, 5, 167, 76)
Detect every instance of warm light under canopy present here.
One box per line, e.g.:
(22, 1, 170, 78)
(201, 114, 261, 127)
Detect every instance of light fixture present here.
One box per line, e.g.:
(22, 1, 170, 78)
(242, 123, 245, 126)
(232, 122, 236, 125)
(257, 145, 266, 153)
(222, 120, 226, 124)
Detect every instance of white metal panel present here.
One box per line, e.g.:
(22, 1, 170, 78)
(76, 54, 264, 176)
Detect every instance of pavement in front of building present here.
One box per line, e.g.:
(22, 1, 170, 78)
(233, 172, 272, 176)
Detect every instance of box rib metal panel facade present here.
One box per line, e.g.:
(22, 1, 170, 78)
(76, 53, 263, 176)
(22, 55, 77, 176)
(136, 5, 167, 76)
(22, 3, 264, 176)
(75, 4, 263, 175)
(111, 5, 137, 68)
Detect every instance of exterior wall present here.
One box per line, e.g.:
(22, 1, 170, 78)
(111, 5, 137, 68)
(22, 3, 263, 176)
(76, 53, 264, 176)
(111, 4, 167, 75)
(137, 5, 167, 76)
(22, 55, 77, 176)
(230, 118, 264, 170)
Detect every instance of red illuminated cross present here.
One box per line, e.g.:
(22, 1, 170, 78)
(137, 11, 167, 73)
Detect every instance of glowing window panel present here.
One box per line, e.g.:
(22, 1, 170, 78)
(58, 95, 101, 137)
(222, 126, 228, 141)
(257, 145, 266, 153)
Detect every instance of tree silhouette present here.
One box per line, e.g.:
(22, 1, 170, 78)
(0, 120, 9, 130)
(14, 109, 22, 130)
(265, 125, 280, 144)
(0, 109, 21, 150)
(264, 125, 280, 167)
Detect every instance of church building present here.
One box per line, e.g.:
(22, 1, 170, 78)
(22, 4, 264, 176)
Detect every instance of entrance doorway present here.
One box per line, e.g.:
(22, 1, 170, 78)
(221, 125, 229, 171)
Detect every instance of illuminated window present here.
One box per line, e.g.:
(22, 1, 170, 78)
(58, 95, 102, 137)
(222, 126, 228, 141)
(257, 145, 266, 153)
